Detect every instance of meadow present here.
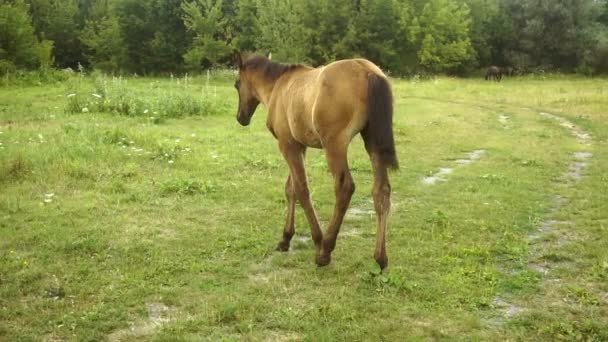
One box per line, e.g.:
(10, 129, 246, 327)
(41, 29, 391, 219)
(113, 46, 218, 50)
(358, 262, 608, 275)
(1, 71, 607, 340)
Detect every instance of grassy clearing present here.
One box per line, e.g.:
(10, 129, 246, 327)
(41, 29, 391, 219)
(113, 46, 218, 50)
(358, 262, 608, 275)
(1, 74, 607, 340)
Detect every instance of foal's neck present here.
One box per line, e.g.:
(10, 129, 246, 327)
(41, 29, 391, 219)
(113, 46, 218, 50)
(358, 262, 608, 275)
(252, 72, 281, 106)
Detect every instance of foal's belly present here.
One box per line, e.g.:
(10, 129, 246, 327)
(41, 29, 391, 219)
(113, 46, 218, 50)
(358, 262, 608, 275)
(288, 112, 323, 148)
(294, 129, 323, 149)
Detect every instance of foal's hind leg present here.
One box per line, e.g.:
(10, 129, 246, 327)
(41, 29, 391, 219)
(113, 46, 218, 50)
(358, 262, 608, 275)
(317, 141, 355, 267)
(368, 153, 391, 270)
(276, 175, 295, 251)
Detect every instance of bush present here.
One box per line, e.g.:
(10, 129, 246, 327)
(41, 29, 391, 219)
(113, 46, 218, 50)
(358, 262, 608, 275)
(0, 60, 17, 74)
(1, 68, 73, 87)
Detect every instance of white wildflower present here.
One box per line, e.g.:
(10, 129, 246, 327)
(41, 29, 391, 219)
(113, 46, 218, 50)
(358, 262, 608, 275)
(175, 139, 181, 143)
(67, 93, 76, 98)
(190, 133, 196, 137)
(44, 198, 53, 203)
(168, 160, 174, 164)
(92, 93, 102, 98)
(45, 193, 55, 198)
(38, 134, 44, 140)
(144, 109, 149, 114)
(82, 107, 89, 113)
(211, 154, 218, 159)
(164, 153, 169, 157)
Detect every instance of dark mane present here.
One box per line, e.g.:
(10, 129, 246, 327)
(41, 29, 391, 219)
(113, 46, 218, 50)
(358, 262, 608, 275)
(243, 55, 304, 80)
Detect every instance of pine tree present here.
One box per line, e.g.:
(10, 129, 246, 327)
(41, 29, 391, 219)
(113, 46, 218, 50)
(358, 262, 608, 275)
(182, 0, 232, 68)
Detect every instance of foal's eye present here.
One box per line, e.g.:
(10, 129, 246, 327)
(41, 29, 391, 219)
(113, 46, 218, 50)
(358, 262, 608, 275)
(234, 80, 240, 89)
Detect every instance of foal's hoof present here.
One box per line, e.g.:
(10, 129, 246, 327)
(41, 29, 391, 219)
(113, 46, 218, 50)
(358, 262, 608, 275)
(374, 255, 388, 271)
(276, 241, 290, 252)
(316, 253, 331, 267)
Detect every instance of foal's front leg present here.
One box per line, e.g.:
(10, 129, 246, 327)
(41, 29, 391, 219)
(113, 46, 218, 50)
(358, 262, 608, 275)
(276, 175, 296, 251)
(279, 142, 324, 257)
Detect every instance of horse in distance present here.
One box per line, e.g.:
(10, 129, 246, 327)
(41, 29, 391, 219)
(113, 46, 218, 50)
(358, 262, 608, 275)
(485, 66, 502, 81)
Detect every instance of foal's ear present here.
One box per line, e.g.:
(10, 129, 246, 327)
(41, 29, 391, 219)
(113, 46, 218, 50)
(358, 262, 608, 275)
(233, 51, 243, 69)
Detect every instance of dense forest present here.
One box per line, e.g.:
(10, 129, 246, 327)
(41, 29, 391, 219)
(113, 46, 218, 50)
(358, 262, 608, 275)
(2, 0, 608, 75)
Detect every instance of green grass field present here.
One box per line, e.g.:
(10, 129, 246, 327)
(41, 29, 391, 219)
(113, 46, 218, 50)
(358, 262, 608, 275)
(1, 73, 607, 340)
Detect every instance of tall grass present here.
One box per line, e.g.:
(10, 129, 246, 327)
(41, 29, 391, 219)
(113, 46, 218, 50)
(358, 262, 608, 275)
(65, 72, 231, 118)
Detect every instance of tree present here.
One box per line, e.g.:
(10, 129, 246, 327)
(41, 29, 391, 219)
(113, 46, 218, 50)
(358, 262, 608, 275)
(500, 0, 603, 72)
(27, 0, 84, 68)
(0, 0, 53, 71)
(233, 0, 259, 52)
(182, 0, 232, 68)
(413, 0, 474, 73)
(147, 0, 189, 72)
(300, 0, 354, 66)
(345, 0, 405, 73)
(80, 0, 125, 72)
(255, 0, 309, 63)
(461, 0, 501, 68)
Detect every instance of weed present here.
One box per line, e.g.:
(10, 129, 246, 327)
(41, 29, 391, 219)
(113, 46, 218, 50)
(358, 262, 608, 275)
(0, 154, 31, 182)
(160, 177, 215, 196)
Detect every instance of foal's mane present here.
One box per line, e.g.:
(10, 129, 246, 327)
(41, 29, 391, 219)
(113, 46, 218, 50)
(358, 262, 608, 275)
(243, 55, 305, 81)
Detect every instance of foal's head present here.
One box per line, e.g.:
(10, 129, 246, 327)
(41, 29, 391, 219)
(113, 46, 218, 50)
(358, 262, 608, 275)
(234, 54, 261, 126)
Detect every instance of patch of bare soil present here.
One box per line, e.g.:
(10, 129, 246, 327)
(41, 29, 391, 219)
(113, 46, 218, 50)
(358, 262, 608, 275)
(107, 302, 172, 341)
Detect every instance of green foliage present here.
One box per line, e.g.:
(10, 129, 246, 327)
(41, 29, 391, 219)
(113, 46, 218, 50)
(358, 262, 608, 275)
(27, 0, 84, 68)
(80, 3, 126, 73)
(300, 0, 354, 66)
(233, 0, 259, 52)
(498, 0, 606, 72)
(352, 0, 405, 72)
(414, 0, 474, 73)
(182, 0, 232, 68)
(255, 0, 309, 63)
(3, 0, 608, 75)
(0, 0, 53, 69)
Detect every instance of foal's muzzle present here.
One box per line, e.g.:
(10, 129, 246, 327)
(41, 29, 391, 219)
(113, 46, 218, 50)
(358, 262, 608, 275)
(237, 110, 252, 126)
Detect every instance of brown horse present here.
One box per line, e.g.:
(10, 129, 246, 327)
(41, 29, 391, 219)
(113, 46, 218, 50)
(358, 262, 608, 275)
(233, 53, 398, 269)
(485, 66, 502, 81)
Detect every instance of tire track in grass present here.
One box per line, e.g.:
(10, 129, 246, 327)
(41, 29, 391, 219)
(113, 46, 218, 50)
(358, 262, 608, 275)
(421, 149, 486, 185)
(107, 302, 174, 341)
(492, 111, 593, 323)
(402, 96, 599, 326)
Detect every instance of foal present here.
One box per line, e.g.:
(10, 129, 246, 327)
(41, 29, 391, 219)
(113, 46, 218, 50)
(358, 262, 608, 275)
(234, 54, 398, 269)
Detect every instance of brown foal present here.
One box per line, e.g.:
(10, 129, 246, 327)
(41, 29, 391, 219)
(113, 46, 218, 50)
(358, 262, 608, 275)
(234, 53, 398, 269)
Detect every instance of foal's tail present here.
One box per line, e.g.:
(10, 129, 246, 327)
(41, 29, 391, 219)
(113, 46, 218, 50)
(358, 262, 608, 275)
(362, 73, 399, 170)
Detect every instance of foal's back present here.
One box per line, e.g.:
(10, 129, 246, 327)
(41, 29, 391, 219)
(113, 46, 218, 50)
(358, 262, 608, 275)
(272, 59, 388, 148)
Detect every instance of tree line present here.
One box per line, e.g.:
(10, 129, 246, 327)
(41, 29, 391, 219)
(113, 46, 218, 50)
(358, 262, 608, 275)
(2, 0, 608, 76)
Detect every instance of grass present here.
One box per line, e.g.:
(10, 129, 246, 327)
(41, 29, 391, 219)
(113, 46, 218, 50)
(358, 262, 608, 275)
(1, 73, 607, 340)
